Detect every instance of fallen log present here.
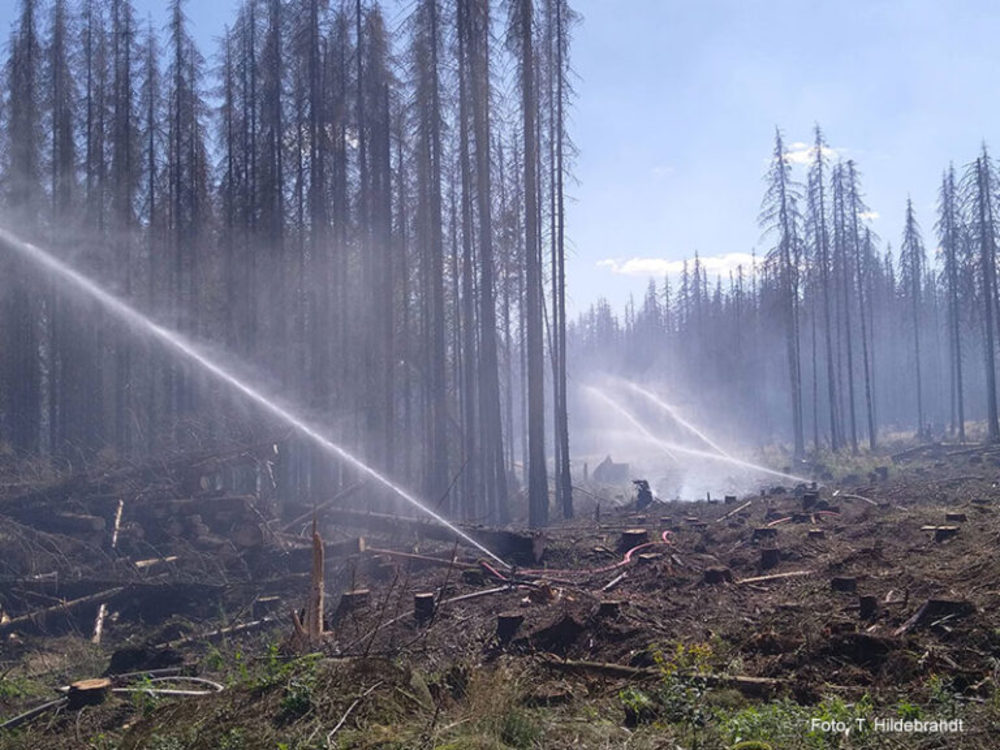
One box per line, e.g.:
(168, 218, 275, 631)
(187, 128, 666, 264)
(891, 443, 942, 461)
(363, 547, 477, 570)
(894, 599, 975, 635)
(836, 493, 878, 507)
(319, 506, 543, 563)
(736, 570, 812, 585)
(538, 658, 784, 697)
(716, 500, 752, 523)
(159, 616, 278, 649)
(133, 555, 180, 570)
(601, 572, 627, 592)
(282, 482, 365, 532)
(282, 537, 366, 570)
(0, 586, 126, 633)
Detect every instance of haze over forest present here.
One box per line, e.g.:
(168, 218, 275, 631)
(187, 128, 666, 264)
(1, 0, 999, 529)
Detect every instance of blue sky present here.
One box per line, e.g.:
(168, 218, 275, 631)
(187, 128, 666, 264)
(2, 0, 998, 316)
(568, 0, 1000, 314)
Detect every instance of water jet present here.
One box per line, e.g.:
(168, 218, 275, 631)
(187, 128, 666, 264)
(0, 225, 510, 569)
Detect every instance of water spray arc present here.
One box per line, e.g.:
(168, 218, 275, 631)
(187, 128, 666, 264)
(0, 226, 510, 569)
(622, 380, 733, 458)
(585, 386, 811, 485)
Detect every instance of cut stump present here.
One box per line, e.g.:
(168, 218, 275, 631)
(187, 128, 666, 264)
(496, 612, 524, 642)
(704, 567, 733, 584)
(414, 593, 435, 623)
(859, 595, 878, 621)
(831, 576, 857, 593)
(760, 548, 780, 570)
(619, 528, 649, 550)
(67, 678, 111, 710)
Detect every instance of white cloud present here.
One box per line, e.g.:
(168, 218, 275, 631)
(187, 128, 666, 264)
(782, 142, 841, 166)
(858, 210, 879, 221)
(597, 252, 757, 278)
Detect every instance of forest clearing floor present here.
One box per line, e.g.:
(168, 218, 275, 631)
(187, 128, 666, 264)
(1, 441, 1000, 748)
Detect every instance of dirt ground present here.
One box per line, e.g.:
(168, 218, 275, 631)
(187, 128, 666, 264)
(1, 442, 999, 748)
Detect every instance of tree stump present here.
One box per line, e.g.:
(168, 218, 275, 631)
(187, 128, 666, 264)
(414, 593, 435, 623)
(497, 612, 524, 642)
(461, 569, 485, 586)
(831, 576, 857, 593)
(752, 527, 777, 541)
(704, 567, 733, 584)
(933, 526, 959, 542)
(802, 491, 819, 510)
(597, 600, 624, 618)
(231, 521, 264, 549)
(659, 516, 673, 527)
(619, 528, 648, 550)
(67, 678, 111, 710)
(724, 495, 737, 505)
(945, 512, 967, 523)
(807, 528, 825, 540)
(760, 548, 780, 570)
(859, 595, 878, 621)
(253, 596, 281, 620)
(338, 589, 370, 613)
(374, 561, 399, 582)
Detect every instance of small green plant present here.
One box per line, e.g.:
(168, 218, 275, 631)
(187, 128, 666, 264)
(86, 733, 121, 750)
(619, 686, 656, 726)
(659, 672, 712, 746)
(233, 648, 251, 686)
(130, 674, 159, 716)
(651, 642, 718, 746)
(145, 736, 184, 750)
(0, 678, 25, 699)
(896, 699, 922, 720)
(217, 727, 246, 750)
(278, 677, 314, 722)
(655, 641, 715, 675)
(927, 674, 958, 718)
(202, 644, 227, 673)
(497, 708, 541, 749)
(723, 700, 804, 746)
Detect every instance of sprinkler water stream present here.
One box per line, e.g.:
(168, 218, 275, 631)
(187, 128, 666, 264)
(622, 380, 733, 458)
(585, 385, 811, 485)
(0, 225, 510, 569)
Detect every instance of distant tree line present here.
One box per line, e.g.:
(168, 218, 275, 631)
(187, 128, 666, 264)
(0, 0, 577, 526)
(571, 126, 1000, 457)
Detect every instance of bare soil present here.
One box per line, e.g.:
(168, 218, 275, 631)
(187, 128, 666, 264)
(2, 442, 1000, 748)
